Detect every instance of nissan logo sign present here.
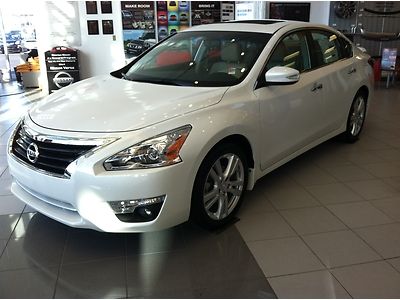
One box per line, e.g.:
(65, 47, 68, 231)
(26, 143, 39, 163)
(53, 72, 74, 89)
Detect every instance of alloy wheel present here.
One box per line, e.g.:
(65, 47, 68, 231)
(349, 96, 366, 136)
(202, 153, 245, 220)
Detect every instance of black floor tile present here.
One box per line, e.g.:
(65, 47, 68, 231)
(11, 212, 69, 240)
(0, 239, 6, 256)
(0, 266, 58, 298)
(0, 214, 67, 271)
(54, 257, 126, 299)
(127, 225, 276, 298)
(195, 278, 277, 298)
(0, 236, 64, 271)
(0, 214, 19, 239)
(126, 223, 187, 256)
(62, 229, 126, 264)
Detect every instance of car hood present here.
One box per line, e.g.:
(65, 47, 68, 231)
(29, 75, 228, 133)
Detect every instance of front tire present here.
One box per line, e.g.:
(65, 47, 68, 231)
(190, 143, 248, 229)
(343, 93, 367, 143)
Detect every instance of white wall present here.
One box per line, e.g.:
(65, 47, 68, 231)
(309, 1, 330, 25)
(34, 0, 125, 94)
(76, 1, 125, 79)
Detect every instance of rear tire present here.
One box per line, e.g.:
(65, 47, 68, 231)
(190, 143, 248, 229)
(342, 93, 367, 143)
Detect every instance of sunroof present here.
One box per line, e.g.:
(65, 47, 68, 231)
(229, 20, 285, 25)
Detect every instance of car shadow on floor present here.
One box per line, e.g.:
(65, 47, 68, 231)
(0, 212, 276, 298)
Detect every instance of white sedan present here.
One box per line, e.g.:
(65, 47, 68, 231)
(7, 20, 373, 232)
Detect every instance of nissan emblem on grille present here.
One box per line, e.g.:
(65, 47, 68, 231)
(26, 143, 39, 163)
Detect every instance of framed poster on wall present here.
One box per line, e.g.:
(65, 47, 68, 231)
(101, 1, 113, 14)
(191, 1, 221, 26)
(156, 1, 190, 41)
(86, 1, 98, 14)
(102, 20, 114, 34)
(121, 1, 156, 59)
(87, 20, 99, 35)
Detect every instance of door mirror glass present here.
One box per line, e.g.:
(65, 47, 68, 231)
(265, 66, 300, 85)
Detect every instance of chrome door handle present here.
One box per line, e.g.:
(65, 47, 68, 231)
(348, 68, 357, 74)
(311, 83, 323, 92)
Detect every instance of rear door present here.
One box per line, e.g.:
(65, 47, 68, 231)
(307, 30, 359, 132)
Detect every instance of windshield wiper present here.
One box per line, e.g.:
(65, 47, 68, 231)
(130, 78, 183, 86)
(121, 72, 130, 80)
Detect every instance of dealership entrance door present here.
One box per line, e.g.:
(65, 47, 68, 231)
(0, 4, 37, 96)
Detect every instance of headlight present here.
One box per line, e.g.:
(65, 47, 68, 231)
(103, 125, 192, 170)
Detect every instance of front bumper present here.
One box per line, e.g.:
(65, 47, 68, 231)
(8, 152, 193, 233)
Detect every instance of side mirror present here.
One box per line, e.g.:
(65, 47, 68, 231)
(265, 66, 300, 85)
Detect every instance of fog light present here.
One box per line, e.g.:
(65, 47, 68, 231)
(109, 195, 165, 223)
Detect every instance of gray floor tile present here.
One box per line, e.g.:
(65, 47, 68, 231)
(0, 266, 58, 298)
(371, 196, 400, 221)
(355, 223, 400, 259)
(303, 230, 381, 268)
(236, 212, 296, 242)
(327, 201, 394, 228)
(332, 261, 400, 298)
(281, 206, 346, 235)
(384, 177, 400, 192)
(248, 237, 324, 277)
(0, 168, 12, 180)
(306, 182, 364, 205)
(344, 151, 385, 165)
(268, 270, 351, 298)
(0, 195, 25, 215)
(55, 257, 126, 299)
(267, 185, 320, 210)
(363, 162, 400, 178)
(346, 179, 398, 200)
(289, 164, 337, 186)
(238, 188, 276, 218)
(0, 179, 12, 196)
(387, 257, 400, 273)
(373, 149, 400, 163)
(0, 214, 19, 239)
(324, 165, 375, 182)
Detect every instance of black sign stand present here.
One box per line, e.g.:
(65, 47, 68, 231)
(45, 47, 81, 94)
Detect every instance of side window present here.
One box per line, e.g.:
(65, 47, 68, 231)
(266, 32, 311, 72)
(310, 31, 340, 67)
(338, 37, 353, 59)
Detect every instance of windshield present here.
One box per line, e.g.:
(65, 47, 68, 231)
(123, 31, 271, 87)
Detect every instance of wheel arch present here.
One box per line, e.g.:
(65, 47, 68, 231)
(206, 134, 255, 169)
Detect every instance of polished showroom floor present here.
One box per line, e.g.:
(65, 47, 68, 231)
(1, 82, 400, 298)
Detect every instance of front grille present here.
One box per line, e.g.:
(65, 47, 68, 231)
(11, 124, 97, 177)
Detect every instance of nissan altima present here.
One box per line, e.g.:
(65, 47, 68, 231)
(8, 20, 373, 232)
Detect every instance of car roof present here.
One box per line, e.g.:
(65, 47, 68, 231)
(184, 19, 319, 34)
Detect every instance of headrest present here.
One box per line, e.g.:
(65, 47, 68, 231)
(221, 43, 240, 62)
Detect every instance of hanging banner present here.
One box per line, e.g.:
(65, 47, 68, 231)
(121, 1, 156, 59)
(156, 1, 190, 41)
(191, 1, 221, 26)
